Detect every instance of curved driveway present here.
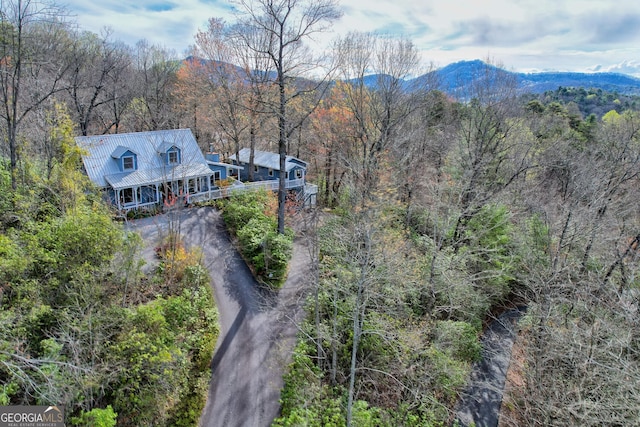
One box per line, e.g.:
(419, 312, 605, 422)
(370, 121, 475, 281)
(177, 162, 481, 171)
(128, 207, 311, 427)
(454, 307, 526, 427)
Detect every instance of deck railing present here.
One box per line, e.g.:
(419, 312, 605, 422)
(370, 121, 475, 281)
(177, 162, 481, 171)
(118, 178, 317, 213)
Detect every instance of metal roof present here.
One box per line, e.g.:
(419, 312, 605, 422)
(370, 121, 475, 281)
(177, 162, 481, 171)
(206, 160, 243, 170)
(76, 129, 211, 189)
(104, 163, 214, 190)
(111, 145, 136, 158)
(229, 148, 308, 172)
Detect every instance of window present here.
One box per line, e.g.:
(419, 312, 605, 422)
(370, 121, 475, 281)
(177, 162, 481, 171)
(254, 165, 259, 173)
(295, 169, 303, 179)
(171, 180, 184, 195)
(212, 171, 221, 186)
(268, 168, 274, 177)
(122, 155, 135, 171)
(168, 150, 179, 164)
(188, 178, 198, 194)
(200, 177, 209, 192)
(138, 186, 157, 204)
(120, 188, 134, 205)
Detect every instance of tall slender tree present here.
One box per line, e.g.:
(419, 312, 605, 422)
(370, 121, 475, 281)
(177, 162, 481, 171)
(234, 0, 341, 234)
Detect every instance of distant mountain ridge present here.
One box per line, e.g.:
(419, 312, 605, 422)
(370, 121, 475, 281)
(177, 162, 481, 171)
(419, 59, 640, 96)
(184, 56, 640, 97)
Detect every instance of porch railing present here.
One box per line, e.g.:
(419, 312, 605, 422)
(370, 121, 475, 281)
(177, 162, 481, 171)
(117, 178, 313, 213)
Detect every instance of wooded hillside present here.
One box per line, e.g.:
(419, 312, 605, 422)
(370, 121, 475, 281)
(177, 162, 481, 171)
(0, 0, 639, 426)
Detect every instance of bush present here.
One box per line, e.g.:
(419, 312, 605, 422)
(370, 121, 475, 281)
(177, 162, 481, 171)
(433, 320, 481, 363)
(71, 406, 117, 427)
(222, 190, 293, 288)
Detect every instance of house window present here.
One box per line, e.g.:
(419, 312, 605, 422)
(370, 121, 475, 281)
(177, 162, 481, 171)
(172, 180, 184, 195)
(168, 150, 179, 164)
(188, 178, 198, 194)
(138, 186, 157, 204)
(254, 165, 259, 173)
(120, 188, 134, 205)
(268, 168, 274, 177)
(212, 171, 221, 185)
(122, 155, 135, 171)
(295, 169, 303, 179)
(200, 177, 209, 192)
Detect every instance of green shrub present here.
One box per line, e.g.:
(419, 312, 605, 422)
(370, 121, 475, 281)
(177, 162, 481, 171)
(222, 202, 264, 232)
(237, 216, 275, 258)
(70, 405, 117, 427)
(222, 189, 293, 288)
(433, 320, 481, 363)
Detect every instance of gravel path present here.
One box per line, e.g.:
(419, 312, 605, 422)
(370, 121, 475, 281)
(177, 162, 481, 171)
(127, 207, 311, 427)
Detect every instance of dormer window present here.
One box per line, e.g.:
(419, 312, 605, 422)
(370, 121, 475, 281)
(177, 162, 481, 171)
(168, 149, 179, 164)
(111, 146, 138, 172)
(157, 141, 181, 166)
(122, 155, 135, 171)
(163, 146, 180, 165)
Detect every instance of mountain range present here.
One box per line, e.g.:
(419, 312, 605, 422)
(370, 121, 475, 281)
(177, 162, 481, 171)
(186, 56, 640, 97)
(413, 59, 640, 97)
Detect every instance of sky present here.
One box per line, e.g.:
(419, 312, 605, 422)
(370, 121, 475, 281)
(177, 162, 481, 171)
(62, 0, 640, 77)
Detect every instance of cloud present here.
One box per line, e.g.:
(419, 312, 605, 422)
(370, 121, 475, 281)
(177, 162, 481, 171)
(62, 0, 640, 76)
(451, 18, 545, 47)
(66, 0, 235, 54)
(581, 12, 640, 45)
(588, 60, 640, 77)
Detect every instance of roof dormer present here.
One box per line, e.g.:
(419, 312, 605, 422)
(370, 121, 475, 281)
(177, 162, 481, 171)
(111, 146, 138, 172)
(157, 141, 181, 166)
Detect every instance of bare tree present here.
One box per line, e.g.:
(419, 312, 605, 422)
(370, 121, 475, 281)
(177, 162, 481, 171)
(449, 60, 533, 247)
(333, 32, 424, 204)
(191, 17, 277, 174)
(128, 40, 180, 131)
(0, 0, 72, 188)
(64, 28, 132, 135)
(234, 0, 341, 234)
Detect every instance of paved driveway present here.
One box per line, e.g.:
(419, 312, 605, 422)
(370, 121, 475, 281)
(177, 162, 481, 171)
(454, 307, 526, 427)
(128, 207, 311, 427)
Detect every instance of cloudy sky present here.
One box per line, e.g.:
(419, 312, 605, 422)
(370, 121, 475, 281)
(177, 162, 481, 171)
(63, 0, 640, 76)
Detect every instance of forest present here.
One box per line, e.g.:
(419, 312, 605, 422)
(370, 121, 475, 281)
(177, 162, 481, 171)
(1, 0, 639, 426)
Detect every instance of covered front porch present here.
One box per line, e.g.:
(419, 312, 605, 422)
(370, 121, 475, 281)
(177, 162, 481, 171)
(105, 163, 218, 212)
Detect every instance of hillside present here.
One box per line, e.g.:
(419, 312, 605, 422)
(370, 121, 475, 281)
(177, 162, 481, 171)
(429, 59, 640, 96)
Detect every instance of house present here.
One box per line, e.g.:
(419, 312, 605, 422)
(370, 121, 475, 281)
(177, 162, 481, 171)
(230, 147, 317, 206)
(204, 151, 243, 183)
(229, 148, 307, 188)
(76, 129, 219, 211)
(76, 129, 317, 212)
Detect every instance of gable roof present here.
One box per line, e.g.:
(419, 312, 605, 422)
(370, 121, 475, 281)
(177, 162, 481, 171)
(230, 148, 308, 172)
(76, 129, 211, 190)
(111, 145, 137, 158)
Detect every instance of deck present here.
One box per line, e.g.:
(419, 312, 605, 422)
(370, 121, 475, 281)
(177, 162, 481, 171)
(118, 178, 318, 213)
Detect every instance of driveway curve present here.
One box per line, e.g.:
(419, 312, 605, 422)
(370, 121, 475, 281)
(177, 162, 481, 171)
(127, 206, 311, 427)
(454, 307, 527, 427)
